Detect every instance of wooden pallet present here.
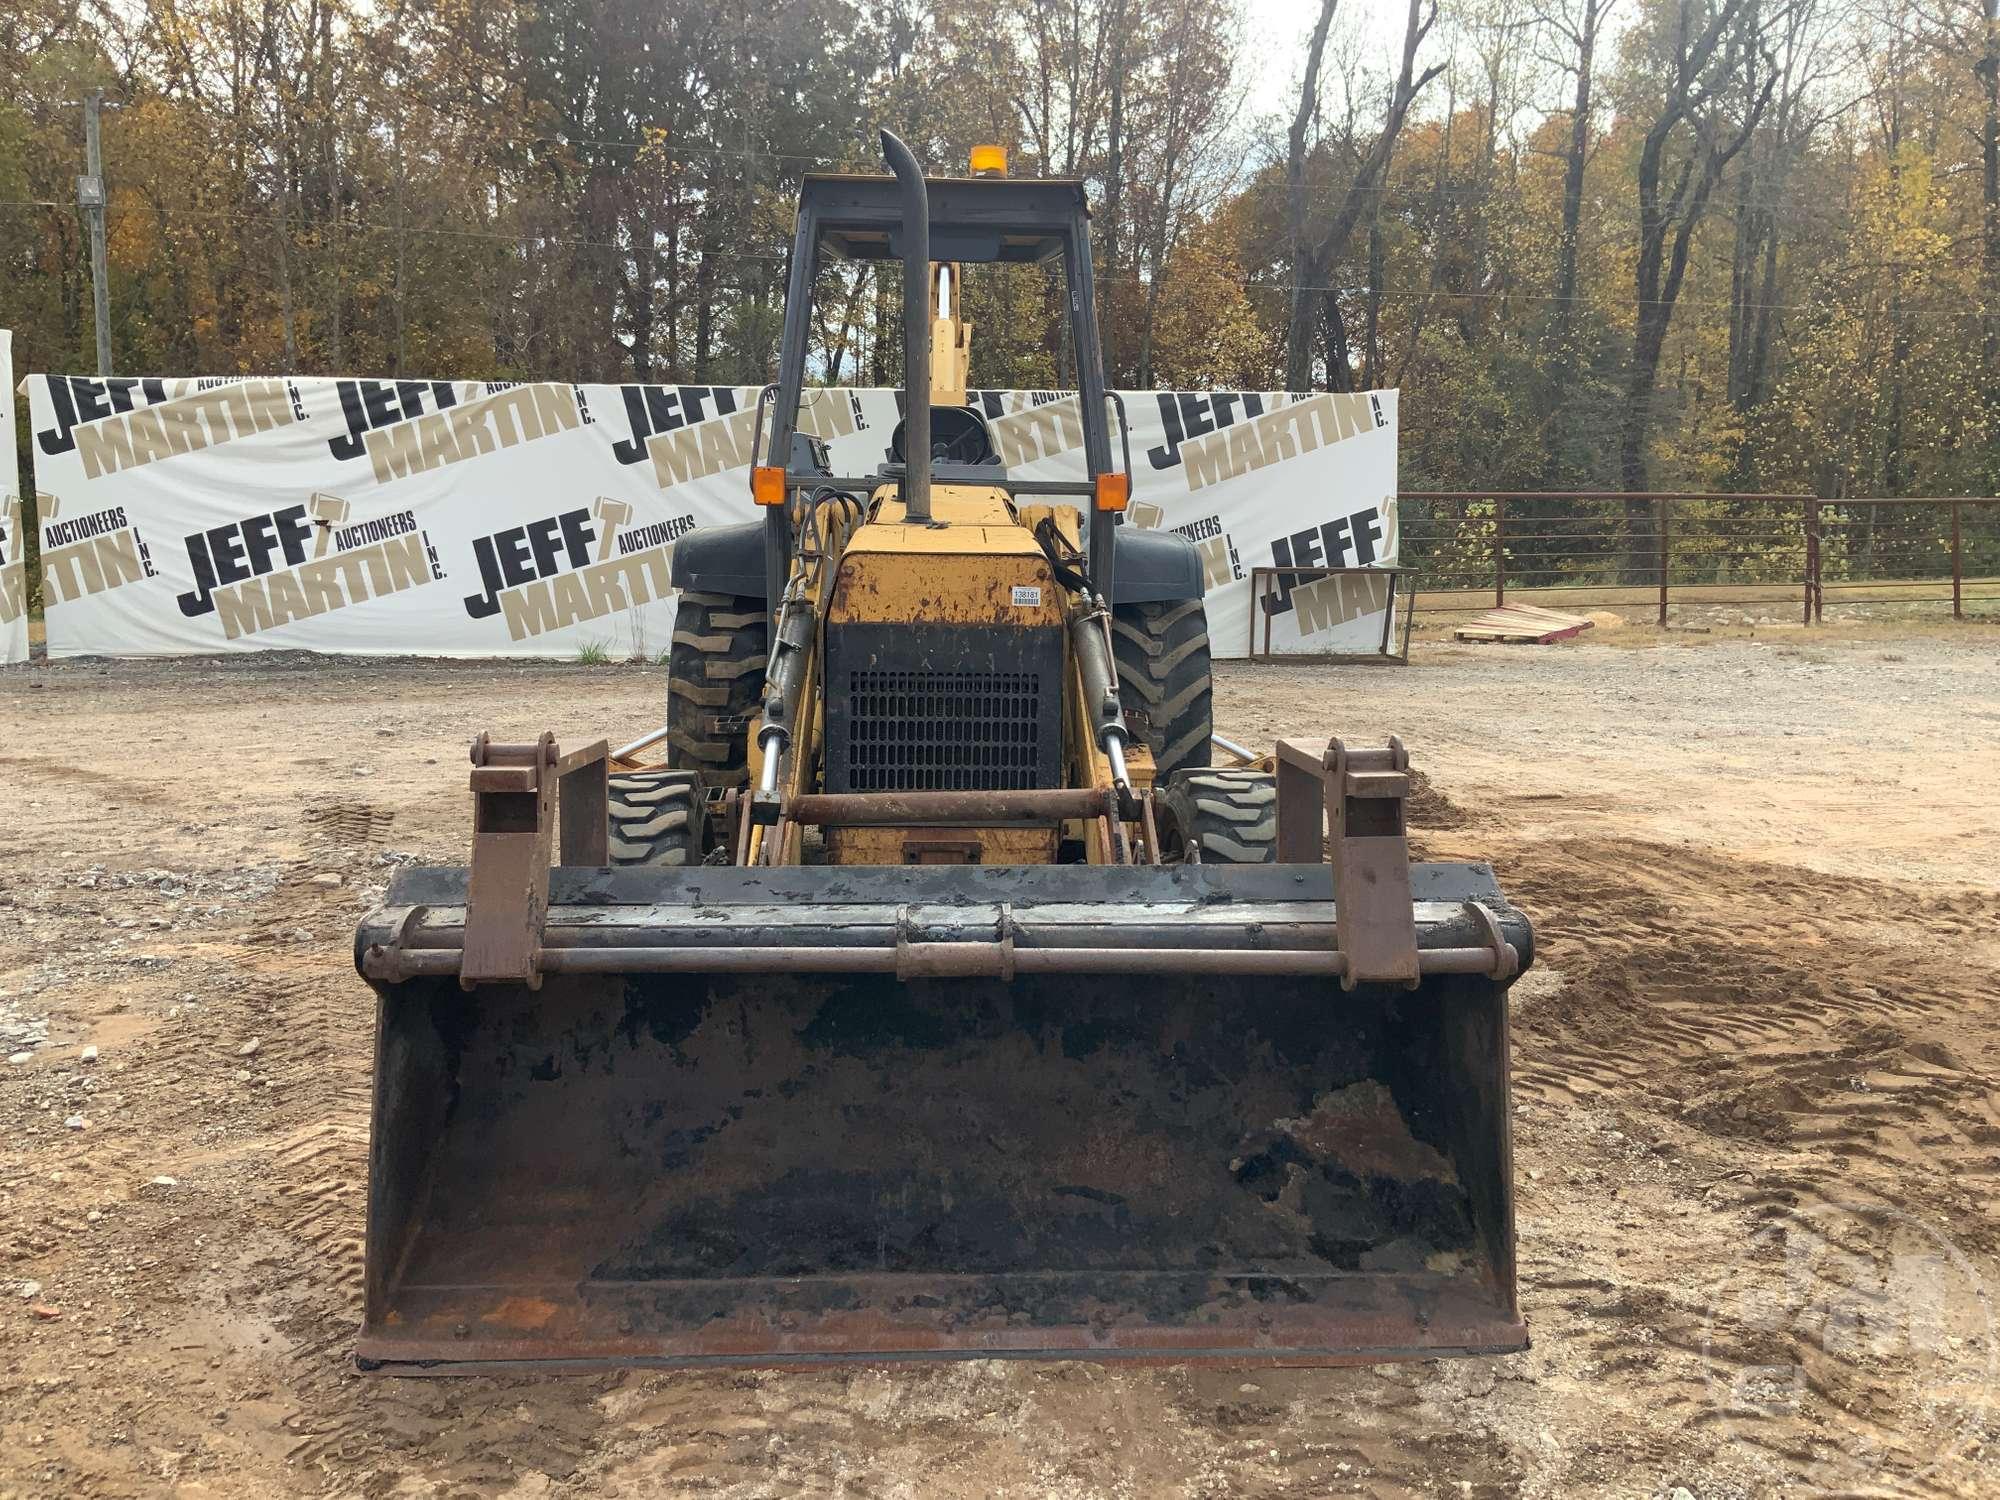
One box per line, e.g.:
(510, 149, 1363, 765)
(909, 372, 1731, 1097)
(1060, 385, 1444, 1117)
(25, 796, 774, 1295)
(1453, 603, 1596, 644)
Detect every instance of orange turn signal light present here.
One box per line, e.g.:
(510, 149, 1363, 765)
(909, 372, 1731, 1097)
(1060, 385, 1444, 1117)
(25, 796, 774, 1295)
(1094, 471, 1131, 512)
(751, 464, 787, 507)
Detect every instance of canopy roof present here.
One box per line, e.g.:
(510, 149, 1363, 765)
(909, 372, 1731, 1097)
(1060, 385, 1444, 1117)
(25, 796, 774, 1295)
(799, 173, 1090, 264)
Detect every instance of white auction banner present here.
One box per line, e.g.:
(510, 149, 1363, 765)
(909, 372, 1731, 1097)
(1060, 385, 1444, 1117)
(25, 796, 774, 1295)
(2, 333, 27, 665)
(22, 375, 1397, 659)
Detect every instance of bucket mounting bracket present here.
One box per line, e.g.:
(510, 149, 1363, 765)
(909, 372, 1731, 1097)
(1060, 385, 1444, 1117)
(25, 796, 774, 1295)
(1274, 735, 1422, 991)
(461, 732, 610, 988)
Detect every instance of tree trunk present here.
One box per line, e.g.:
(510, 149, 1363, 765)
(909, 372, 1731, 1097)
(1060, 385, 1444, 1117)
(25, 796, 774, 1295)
(1621, 0, 1775, 574)
(1540, 0, 1600, 487)
(1138, 273, 1163, 388)
(1362, 216, 1383, 388)
(1620, 306, 1669, 491)
(627, 214, 655, 384)
(1726, 165, 1765, 410)
(1748, 228, 1778, 408)
(1287, 0, 1441, 389)
(1284, 0, 1340, 391)
(392, 116, 407, 376)
(1103, 2, 1125, 376)
(1982, 0, 2000, 486)
(326, 134, 343, 371)
(274, 207, 297, 372)
(1553, 0, 1598, 323)
(693, 234, 715, 379)
(1321, 289, 1354, 392)
(1618, 315, 1667, 586)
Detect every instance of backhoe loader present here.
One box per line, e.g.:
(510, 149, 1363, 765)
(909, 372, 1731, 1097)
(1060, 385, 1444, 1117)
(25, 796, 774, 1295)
(353, 132, 1534, 1371)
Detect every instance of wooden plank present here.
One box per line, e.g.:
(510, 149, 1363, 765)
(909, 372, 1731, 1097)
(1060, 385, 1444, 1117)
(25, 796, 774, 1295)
(1453, 601, 1595, 644)
(1502, 603, 1587, 626)
(1508, 613, 1583, 629)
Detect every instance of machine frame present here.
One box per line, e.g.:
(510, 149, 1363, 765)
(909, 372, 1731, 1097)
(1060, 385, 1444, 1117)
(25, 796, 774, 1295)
(350, 133, 1535, 1375)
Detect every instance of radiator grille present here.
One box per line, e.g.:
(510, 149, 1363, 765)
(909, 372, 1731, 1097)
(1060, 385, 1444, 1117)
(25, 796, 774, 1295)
(845, 670, 1046, 791)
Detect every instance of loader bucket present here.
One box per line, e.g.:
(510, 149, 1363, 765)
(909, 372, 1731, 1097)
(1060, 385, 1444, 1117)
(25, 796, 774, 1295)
(354, 863, 1530, 1372)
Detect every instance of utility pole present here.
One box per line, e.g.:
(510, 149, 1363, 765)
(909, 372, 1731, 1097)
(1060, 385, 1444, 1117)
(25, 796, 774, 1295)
(79, 90, 112, 377)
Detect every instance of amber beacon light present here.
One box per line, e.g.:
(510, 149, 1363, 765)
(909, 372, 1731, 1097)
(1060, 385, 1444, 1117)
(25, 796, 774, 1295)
(751, 464, 787, 507)
(969, 144, 1007, 177)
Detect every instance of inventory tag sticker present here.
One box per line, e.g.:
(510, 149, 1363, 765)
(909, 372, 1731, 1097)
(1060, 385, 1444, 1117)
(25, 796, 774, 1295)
(1011, 585, 1042, 607)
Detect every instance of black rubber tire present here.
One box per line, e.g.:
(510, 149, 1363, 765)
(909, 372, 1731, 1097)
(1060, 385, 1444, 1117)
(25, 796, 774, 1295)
(666, 591, 767, 787)
(1112, 598, 1212, 782)
(607, 769, 708, 867)
(1158, 768, 1277, 864)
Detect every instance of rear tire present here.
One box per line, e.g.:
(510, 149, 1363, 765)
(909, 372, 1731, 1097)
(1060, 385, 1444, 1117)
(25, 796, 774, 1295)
(1113, 598, 1212, 781)
(667, 591, 767, 787)
(1158, 768, 1277, 864)
(608, 769, 707, 867)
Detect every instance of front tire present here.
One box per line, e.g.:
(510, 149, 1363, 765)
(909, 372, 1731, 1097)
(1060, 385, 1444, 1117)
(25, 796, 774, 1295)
(1157, 768, 1277, 864)
(607, 769, 707, 867)
(666, 591, 767, 786)
(1112, 598, 1212, 782)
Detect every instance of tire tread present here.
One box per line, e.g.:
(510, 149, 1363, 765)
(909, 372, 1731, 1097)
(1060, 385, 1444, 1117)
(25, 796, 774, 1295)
(667, 592, 766, 786)
(1111, 598, 1213, 782)
(1160, 768, 1278, 864)
(607, 769, 706, 867)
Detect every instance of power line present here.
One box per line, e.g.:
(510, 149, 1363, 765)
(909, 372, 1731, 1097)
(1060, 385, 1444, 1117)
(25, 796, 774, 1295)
(387, 128, 1955, 226)
(1, 197, 1992, 320)
(109, 167, 1911, 216)
(0, 119, 1926, 220)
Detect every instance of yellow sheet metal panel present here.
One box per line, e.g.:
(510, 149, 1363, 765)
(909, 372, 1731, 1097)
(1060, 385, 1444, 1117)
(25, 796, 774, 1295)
(835, 487, 1059, 621)
(851, 526, 1044, 557)
(867, 486, 1017, 531)
(794, 482, 1144, 867)
(831, 545, 1065, 626)
(1125, 740, 1157, 790)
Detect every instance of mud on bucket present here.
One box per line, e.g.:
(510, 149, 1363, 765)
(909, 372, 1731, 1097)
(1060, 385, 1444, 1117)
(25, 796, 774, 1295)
(356, 952, 1522, 1370)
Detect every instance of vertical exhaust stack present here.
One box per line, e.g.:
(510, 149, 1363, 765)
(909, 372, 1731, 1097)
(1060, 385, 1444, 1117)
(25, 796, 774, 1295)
(881, 129, 932, 523)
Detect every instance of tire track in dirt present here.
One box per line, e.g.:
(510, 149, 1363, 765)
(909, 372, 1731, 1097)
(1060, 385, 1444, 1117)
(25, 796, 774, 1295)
(0, 752, 176, 807)
(300, 800, 398, 845)
(11, 645, 2000, 1498)
(1494, 836, 2000, 1241)
(226, 813, 624, 1494)
(1467, 830, 2000, 1496)
(260, 857, 384, 1278)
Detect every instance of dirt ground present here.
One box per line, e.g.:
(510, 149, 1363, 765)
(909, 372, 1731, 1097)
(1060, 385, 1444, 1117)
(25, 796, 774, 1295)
(3, 620, 1998, 1499)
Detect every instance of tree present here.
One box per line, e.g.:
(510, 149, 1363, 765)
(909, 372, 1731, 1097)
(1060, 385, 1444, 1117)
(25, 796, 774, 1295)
(1615, 0, 1780, 579)
(1283, 0, 1447, 390)
(1518, 0, 1623, 484)
(4, 0, 2000, 529)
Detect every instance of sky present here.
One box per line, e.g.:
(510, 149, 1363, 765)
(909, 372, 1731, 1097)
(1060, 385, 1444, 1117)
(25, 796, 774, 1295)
(1238, 0, 1431, 124)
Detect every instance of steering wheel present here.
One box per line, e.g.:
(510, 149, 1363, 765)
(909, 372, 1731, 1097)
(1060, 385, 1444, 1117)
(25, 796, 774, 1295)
(889, 406, 998, 466)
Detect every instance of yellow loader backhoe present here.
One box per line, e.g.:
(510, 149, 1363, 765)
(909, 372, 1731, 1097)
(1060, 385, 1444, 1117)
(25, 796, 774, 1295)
(353, 132, 1534, 1372)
